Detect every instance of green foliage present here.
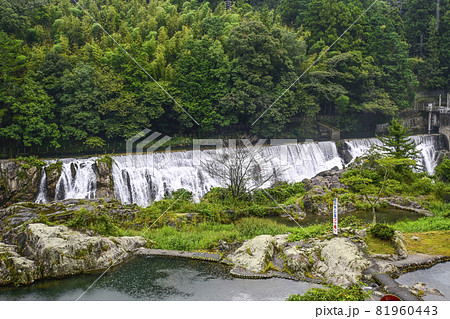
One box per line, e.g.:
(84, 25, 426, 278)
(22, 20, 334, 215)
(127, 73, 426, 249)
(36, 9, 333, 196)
(145, 223, 239, 251)
(235, 217, 291, 238)
(340, 216, 367, 229)
(0, 0, 436, 152)
(253, 182, 305, 205)
(287, 283, 369, 301)
(369, 224, 395, 240)
(66, 208, 119, 236)
(393, 217, 450, 233)
(435, 159, 450, 183)
(169, 188, 194, 202)
(96, 155, 113, 169)
(146, 217, 293, 251)
(376, 119, 421, 168)
(288, 223, 331, 241)
(15, 156, 45, 170)
(84, 137, 106, 149)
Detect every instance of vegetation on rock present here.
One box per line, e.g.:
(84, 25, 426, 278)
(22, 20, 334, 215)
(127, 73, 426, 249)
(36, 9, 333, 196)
(286, 283, 370, 301)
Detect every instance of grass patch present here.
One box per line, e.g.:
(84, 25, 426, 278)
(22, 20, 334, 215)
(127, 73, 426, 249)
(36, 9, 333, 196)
(392, 216, 450, 233)
(145, 223, 239, 251)
(288, 223, 331, 241)
(363, 234, 396, 255)
(403, 231, 450, 256)
(145, 217, 294, 252)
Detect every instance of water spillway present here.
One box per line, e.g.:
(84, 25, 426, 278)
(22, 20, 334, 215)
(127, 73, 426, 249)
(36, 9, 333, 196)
(54, 158, 98, 201)
(36, 135, 444, 207)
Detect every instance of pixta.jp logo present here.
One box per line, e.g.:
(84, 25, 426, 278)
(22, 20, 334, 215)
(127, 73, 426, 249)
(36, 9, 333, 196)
(126, 129, 172, 171)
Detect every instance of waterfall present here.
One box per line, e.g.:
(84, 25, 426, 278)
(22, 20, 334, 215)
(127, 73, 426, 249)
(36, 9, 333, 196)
(35, 167, 48, 204)
(344, 134, 441, 174)
(54, 158, 98, 200)
(35, 135, 444, 207)
(412, 135, 441, 174)
(112, 141, 343, 207)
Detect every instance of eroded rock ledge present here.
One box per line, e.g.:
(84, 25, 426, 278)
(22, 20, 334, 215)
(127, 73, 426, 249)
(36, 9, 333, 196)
(0, 223, 146, 286)
(226, 234, 371, 286)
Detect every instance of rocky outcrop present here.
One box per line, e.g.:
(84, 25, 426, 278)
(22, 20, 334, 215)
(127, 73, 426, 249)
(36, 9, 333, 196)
(312, 237, 371, 285)
(0, 160, 42, 208)
(0, 199, 141, 235)
(44, 162, 63, 201)
(303, 166, 346, 191)
(228, 235, 275, 273)
(94, 158, 114, 199)
(0, 242, 38, 286)
(0, 223, 146, 286)
(227, 233, 372, 286)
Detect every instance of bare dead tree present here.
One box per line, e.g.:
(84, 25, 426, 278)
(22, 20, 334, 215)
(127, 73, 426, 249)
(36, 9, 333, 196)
(202, 138, 285, 198)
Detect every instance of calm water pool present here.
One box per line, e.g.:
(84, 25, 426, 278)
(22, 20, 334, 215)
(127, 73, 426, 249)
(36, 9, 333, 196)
(397, 262, 450, 301)
(275, 208, 423, 227)
(0, 256, 319, 301)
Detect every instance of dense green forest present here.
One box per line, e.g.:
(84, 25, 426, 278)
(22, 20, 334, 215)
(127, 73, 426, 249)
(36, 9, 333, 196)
(0, 0, 449, 153)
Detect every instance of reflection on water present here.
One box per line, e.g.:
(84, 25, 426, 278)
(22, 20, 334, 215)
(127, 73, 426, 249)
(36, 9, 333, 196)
(396, 262, 450, 301)
(275, 208, 423, 227)
(0, 256, 319, 301)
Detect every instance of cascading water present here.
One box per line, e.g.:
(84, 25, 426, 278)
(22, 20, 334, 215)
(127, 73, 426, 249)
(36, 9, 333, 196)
(411, 135, 441, 174)
(35, 167, 48, 204)
(35, 135, 445, 207)
(54, 158, 98, 201)
(344, 134, 441, 174)
(112, 141, 343, 207)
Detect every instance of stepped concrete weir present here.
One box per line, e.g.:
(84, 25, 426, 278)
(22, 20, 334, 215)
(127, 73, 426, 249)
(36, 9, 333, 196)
(34, 135, 445, 207)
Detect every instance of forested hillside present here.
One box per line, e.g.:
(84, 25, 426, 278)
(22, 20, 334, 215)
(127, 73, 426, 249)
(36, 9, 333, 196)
(0, 0, 449, 153)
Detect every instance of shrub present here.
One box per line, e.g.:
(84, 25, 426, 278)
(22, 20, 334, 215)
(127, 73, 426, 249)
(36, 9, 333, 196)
(287, 283, 369, 301)
(169, 188, 194, 202)
(253, 182, 305, 204)
(435, 158, 450, 183)
(405, 177, 436, 195)
(340, 216, 367, 229)
(369, 224, 395, 240)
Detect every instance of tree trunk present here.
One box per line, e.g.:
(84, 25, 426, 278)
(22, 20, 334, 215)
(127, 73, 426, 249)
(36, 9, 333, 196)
(372, 204, 376, 225)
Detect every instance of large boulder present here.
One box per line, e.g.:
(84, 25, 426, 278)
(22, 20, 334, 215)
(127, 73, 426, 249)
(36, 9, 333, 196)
(2, 223, 146, 281)
(0, 243, 38, 286)
(302, 186, 330, 215)
(228, 234, 371, 286)
(228, 235, 275, 273)
(312, 237, 371, 286)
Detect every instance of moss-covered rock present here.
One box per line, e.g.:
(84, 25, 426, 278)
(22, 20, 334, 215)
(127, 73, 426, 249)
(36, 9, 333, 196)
(0, 160, 42, 208)
(0, 223, 146, 286)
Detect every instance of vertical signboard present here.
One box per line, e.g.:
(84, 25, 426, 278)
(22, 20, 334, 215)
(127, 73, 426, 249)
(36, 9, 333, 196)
(333, 197, 338, 235)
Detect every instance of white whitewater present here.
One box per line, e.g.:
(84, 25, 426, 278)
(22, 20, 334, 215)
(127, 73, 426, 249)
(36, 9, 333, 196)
(112, 141, 343, 207)
(35, 167, 48, 204)
(54, 158, 98, 201)
(344, 135, 441, 174)
(35, 135, 443, 207)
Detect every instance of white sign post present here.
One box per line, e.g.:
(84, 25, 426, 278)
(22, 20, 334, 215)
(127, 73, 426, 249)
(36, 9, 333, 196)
(333, 197, 338, 235)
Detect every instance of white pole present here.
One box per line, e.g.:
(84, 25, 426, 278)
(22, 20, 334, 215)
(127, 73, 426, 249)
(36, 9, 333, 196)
(333, 198, 338, 235)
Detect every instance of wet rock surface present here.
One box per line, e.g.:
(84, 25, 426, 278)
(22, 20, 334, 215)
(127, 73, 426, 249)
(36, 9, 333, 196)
(0, 223, 146, 286)
(0, 160, 41, 208)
